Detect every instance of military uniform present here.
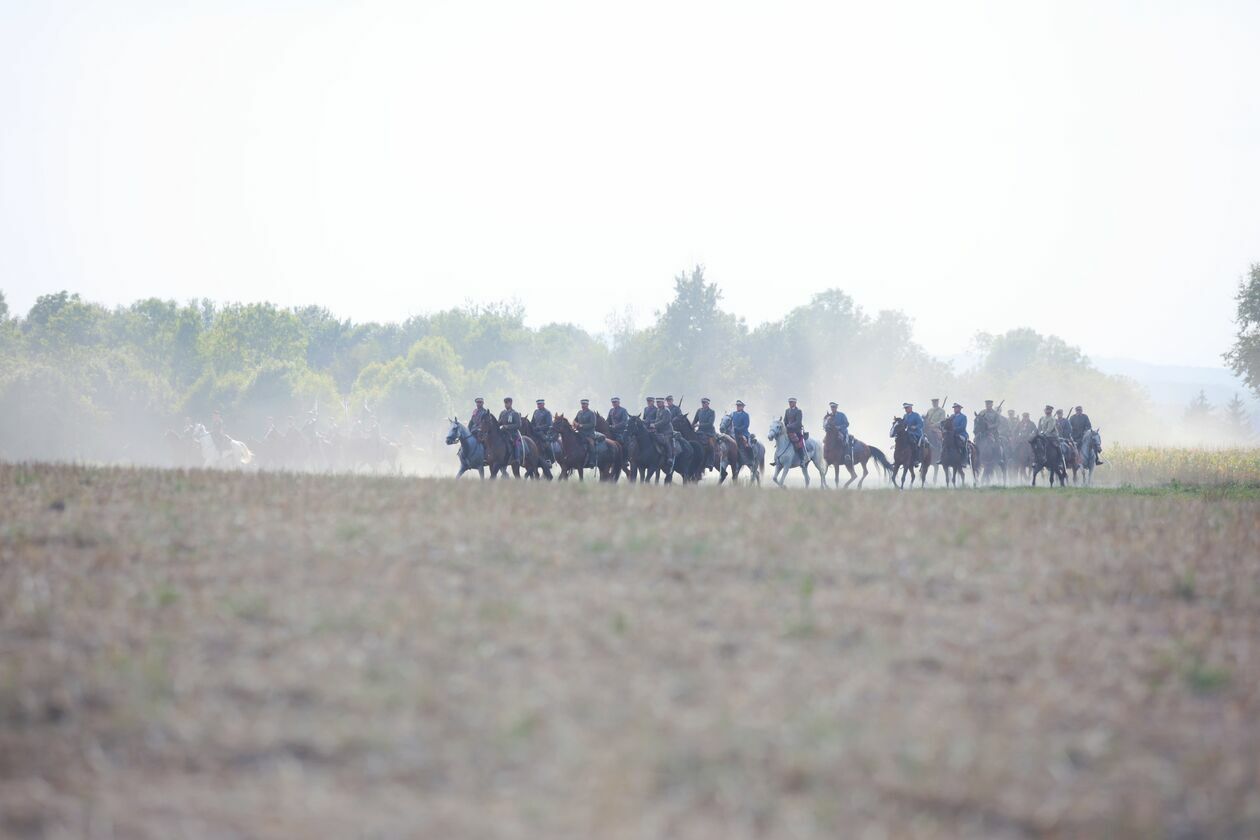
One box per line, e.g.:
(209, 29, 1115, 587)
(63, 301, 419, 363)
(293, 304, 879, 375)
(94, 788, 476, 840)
(899, 407, 924, 466)
(976, 405, 1001, 439)
(923, 403, 947, 430)
(653, 403, 675, 457)
(731, 406, 751, 459)
(1037, 412, 1057, 437)
(531, 405, 553, 437)
(825, 409, 852, 462)
(643, 399, 658, 425)
(575, 405, 598, 465)
(1015, 417, 1037, 442)
(1068, 411, 1092, 446)
(783, 403, 805, 463)
(499, 407, 523, 463)
(608, 403, 630, 436)
(470, 403, 490, 433)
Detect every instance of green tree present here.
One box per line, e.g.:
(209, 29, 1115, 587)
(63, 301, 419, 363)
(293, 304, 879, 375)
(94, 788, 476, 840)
(1224, 263, 1260, 398)
(22, 291, 108, 353)
(199, 303, 307, 373)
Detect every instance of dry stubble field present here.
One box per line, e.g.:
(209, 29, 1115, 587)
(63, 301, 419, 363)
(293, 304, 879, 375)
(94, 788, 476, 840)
(2, 463, 1259, 839)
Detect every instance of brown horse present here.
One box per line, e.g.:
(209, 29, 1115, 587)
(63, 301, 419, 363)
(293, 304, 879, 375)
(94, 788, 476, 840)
(519, 416, 555, 480)
(889, 416, 931, 489)
(824, 425, 893, 489)
(477, 413, 541, 479)
(551, 414, 622, 482)
(594, 412, 630, 478)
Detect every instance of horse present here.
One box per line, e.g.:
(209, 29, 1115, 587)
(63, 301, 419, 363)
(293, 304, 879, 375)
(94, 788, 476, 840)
(190, 423, 254, 469)
(888, 417, 931, 489)
(445, 418, 486, 479)
(767, 418, 827, 488)
(1030, 434, 1068, 487)
(594, 412, 630, 478)
(1078, 429, 1103, 486)
(936, 422, 969, 488)
(924, 425, 945, 484)
(717, 415, 763, 486)
(1007, 432, 1034, 482)
(823, 424, 893, 489)
(1063, 439, 1083, 485)
(668, 413, 706, 483)
(520, 417, 555, 480)
(972, 425, 1006, 485)
(625, 415, 667, 483)
(551, 414, 621, 482)
(477, 413, 541, 479)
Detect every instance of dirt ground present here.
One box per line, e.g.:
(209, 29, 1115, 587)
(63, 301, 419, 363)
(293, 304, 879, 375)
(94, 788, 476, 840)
(2, 464, 1258, 838)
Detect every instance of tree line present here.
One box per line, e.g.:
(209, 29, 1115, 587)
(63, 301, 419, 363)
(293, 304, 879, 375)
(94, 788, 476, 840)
(1, 265, 1253, 464)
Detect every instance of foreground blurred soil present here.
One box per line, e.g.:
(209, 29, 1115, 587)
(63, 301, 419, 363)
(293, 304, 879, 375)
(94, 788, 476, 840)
(2, 464, 1259, 839)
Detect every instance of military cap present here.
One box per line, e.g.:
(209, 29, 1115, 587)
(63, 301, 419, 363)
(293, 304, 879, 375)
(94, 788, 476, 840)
(611, 396, 621, 402)
(536, 398, 545, 404)
(953, 402, 963, 409)
(666, 395, 674, 400)
(985, 399, 994, 405)
(504, 397, 513, 402)
(580, 398, 589, 404)
(903, 402, 914, 409)
(829, 402, 838, 408)
(475, 397, 484, 401)
(735, 400, 745, 406)
(1044, 404, 1054, 411)
(701, 397, 710, 403)
(788, 397, 798, 402)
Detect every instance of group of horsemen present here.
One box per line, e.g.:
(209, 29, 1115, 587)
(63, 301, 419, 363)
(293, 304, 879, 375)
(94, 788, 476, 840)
(467, 393, 1102, 470)
(897, 398, 1102, 468)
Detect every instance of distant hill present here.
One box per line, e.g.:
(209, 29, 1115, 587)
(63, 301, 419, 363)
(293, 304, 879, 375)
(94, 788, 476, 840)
(1092, 357, 1258, 418)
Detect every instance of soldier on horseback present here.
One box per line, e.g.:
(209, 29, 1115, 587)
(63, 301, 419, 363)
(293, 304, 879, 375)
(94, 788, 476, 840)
(824, 402, 852, 463)
(652, 397, 675, 460)
(949, 402, 969, 453)
(210, 409, 231, 455)
(901, 403, 924, 466)
(531, 399, 554, 463)
(694, 397, 717, 467)
(775, 398, 805, 467)
(731, 400, 751, 461)
(975, 400, 1001, 438)
(643, 396, 658, 425)
(1002, 409, 1017, 439)
(470, 397, 490, 432)
(924, 398, 947, 432)
(1038, 405, 1069, 461)
(665, 395, 682, 419)
(575, 399, 599, 467)
(1015, 411, 1037, 442)
(608, 397, 629, 442)
(499, 398, 524, 465)
(1069, 406, 1103, 464)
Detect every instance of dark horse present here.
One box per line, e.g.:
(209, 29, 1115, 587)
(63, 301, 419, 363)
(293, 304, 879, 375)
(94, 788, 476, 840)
(936, 421, 969, 488)
(477, 413, 541, 479)
(823, 425, 893, 489)
(1030, 434, 1068, 487)
(972, 423, 1006, 485)
(551, 414, 622, 482)
(668, 413, 707, 484)
(519, 416, 554, 480)
(625, 415, 667, 483)
(889, 416, 932, 489)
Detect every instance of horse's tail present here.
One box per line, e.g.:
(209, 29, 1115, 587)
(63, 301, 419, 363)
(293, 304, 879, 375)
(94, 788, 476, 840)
(868, 445, 893, 481)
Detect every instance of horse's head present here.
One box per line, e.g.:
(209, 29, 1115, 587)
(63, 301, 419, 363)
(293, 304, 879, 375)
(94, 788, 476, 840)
(445, 418, 464, 445)
(767, 417, 783, 440)
(890, 417, 903, 437)
(719, 414, 732, 433)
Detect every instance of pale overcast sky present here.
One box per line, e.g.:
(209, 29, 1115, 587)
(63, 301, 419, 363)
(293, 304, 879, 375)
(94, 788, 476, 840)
(2, 1, 1257, 366)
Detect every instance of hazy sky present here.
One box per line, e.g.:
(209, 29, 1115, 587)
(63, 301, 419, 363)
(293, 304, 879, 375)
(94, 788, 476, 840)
(2, 1, 1258, 366)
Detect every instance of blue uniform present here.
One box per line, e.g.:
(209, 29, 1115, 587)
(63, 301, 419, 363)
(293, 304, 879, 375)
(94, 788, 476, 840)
(903, 411, 923, 439)
(827, 411, 849, 435)
(731, 410, 750, 438)
(951, 413, 968, 439)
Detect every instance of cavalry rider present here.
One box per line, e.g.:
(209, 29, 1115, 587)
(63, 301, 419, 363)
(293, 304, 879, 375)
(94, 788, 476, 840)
(731, 400, 751, 460)
(1015, 411, 1037, 442)
(1037, 405, 1057, 437)
(923, 398, 947, 433)
(900, 402, 924, 466)
(607, 396, 630, 444)
(574, 399, 599, 467)
(469, 397, 490, 433)
(824, 402, 852, 463)
(665, 395, 682, 419)
(777, 397, 805, 466)
(1001, 409, 1017, 439)
(652, 396, 676, 458)
(975, 399, 1001, 439)
(531, 399, 554, 462)
(499, 397, 524, 464)
(643, 396, 658, 425)
(210, 409, 231, 454)
(949, 402, 969, 452)
(1070, 406, 1103, 464)
(1055, 409, 1074, 448)
(694, 397, 718, 466)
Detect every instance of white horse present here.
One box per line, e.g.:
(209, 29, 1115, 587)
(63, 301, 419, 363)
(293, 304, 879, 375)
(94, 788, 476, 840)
(445, 418, 486, 479)
(1079, 428, 1103, 486)
(767, 417, 827, 488)
(191, 423, 254, 468)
